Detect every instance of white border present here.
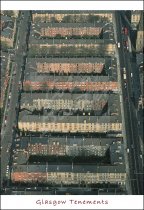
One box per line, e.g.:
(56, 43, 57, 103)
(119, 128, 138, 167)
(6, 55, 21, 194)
(1, 2, 143, 210)
(1, 1, 144, 10)
(1, 195, 144, 209)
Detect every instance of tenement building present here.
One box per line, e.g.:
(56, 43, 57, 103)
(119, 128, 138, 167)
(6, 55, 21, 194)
(11, 11, 127, 194)
(18, 111, 122, 133)
(31, 11, 113, 23)
(11, 164, 126, 185)
(13, 136, 124, 159)
(25, 57, 108, 74)
(28, 39, 115, 57)
(36, 23, 103, 38)
(23, 75, 119, 92)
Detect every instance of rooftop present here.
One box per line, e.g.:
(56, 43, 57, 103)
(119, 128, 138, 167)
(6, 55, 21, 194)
(136, 53, 143, 66)
(29, 37, 115, 45)
(24, 57, 117, 81)
(137, 11, 144, 31)
(1, 28, 13, 39)
(32, 11, 113, 15)
(20, 92, 109, 104)
(13, 135, 124, 166)
(0, 52, 9, 90)
(131, 10, 142, 15)
(110, 141, 124, 165)
(1, 15, 13, 23)
(32, 22, 105, 29)
(14, 136, 123, 149)
(24, 74, 112, 82)
(12, 164, 125, 173)
(26, 57, 106, 66)
(1, 15, 15, 39)
(18, 111, 122, 123)
(1, 52, 9, 75)
(20, 92, 121, 115)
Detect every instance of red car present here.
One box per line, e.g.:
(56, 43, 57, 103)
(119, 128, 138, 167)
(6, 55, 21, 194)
(124, 27, 128, 35)
(122, 27, 128, 35)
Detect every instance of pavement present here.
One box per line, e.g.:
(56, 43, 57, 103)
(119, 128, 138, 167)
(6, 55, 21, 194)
(1, 11, 31, 188)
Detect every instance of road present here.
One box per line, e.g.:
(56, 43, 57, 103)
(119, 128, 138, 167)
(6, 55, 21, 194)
(2, 186, 126, 195)
(114, 11, 143, 195)
(1, 11, 31, 188)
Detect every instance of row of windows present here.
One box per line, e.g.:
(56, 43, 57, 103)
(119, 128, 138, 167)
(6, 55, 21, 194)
(37, 63, 104, 73)
(33, 44, 115, 49)
(19, 122, 122, 132)
(28, 145, 108, 150)
(12, 172, 126, 182)
(23, 81, 118, 91)
(41, 27, 101, 36)
(38, 63, 104, 67)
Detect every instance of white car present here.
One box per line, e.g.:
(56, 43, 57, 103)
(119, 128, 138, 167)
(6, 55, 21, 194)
(127, 148, 129, 153)
(117, 42, 120, 48)
(8, 92, 11, 99)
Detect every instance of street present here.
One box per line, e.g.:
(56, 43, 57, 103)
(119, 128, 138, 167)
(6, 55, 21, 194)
(1, 11, 31, 188)
(114, 11, 143, 195)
